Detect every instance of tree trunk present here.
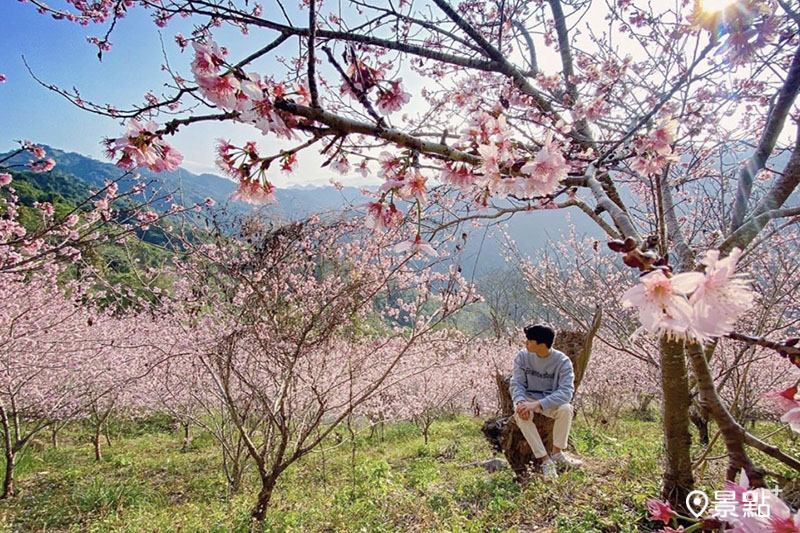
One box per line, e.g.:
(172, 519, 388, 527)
(659, 336, 695, 509)
(1, 404, 15, 499)
(2, 450, 14, 500)
(250, 474, 277, 527)
(181, 421, 191, 452)
(690, 405, 710, 446)
(482, 311, 600, 479)
(51, 426, 59, 449)
(93, 424, 103, 462)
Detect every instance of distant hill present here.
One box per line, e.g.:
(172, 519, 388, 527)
(0, 145, 606, 274)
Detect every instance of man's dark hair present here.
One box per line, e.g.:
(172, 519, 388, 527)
(524, 324, 556, 348)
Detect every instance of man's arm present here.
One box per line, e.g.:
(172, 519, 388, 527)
(509, 352, 528, 406)
(539, 359, 574, 411)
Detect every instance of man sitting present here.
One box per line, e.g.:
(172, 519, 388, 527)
(510, 324, 582, 479)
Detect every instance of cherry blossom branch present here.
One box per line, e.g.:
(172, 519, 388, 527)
(349, 0, 483, 52)
(660, 171, 695, 270)
(160, 3, 511, 74)
(430, 0, 559, 120)
(725, 332, 800, 357)
(585, 167, 640, 240)
(511, 20, 538, 73)
(720, 205, 800, 255)
(685, 342, 767, 485)
(729, 43, 800, 232)
(595, 39, 716, 165)
(564, 197, 622, 239)
(547, 0, 589, 140)
(232, 33, 291, 71)
(743, 430, 800, 472)
(23, 56, 199, 118)
(307, 0, 319, 108)
(273, 99, 480, 163)
(321, 47, 384, 126)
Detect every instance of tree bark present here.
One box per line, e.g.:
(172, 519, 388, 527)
(93, 424, 103, 462)
(250, 474, 277, 527)
(690, 406, 710, 446)
(1, 404, 15, 499)
(659, 337, 695, 508)
(2, 449, 13, 500)
(181, 421, 191, 452)
(686, 342, 768, 487)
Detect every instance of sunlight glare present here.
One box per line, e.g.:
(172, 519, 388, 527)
(700, 0, 738, 13)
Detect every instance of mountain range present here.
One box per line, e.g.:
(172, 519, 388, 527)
(1, 145, 605, 275)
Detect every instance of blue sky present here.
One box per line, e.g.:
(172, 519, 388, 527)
(0, 1, 374, 186)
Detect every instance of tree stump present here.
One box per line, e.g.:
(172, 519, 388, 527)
(481, 309, 601, 479)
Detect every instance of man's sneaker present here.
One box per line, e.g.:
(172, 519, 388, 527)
(541, 458, 558, 479)
(551, 451, 583, 469)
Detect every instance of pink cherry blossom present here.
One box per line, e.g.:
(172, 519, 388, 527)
(648, 119, 678, 155)
(330, 157, 350, 175)
(723, 471, 800, 532)
(441, 164, 474, 192)
(28, 158, 56, 172)
(0, 174, 11, 187)
(781, 407, 800, 433)
(376, 80, 411, 115)
(232, 180, 276, 205)
(647, 498, 675, 523)
(478, 143, 501, 189)
(23, 141, 46, 159)
(764, 385, 799, 412)
(690, 248, 753, 338)
(519, 135, 569, 196)
(107, 119, 183, 173)
(393, 234, 438, 257)
(399, 172, 428, 204)
(621, 269, 704, 339)
(365, 202, 403, 231)
(280, 153, 298, 173)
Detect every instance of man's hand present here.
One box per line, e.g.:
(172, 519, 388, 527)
(515, 400, 542, 420)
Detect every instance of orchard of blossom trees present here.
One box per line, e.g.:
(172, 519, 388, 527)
(3, 0, 800, 529)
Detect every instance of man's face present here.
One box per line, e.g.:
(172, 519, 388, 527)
(525, 339, 543, 352)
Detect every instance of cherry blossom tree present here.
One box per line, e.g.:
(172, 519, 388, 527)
(22, 0, 800, 508)
(1, 141, 200, 277)
(161, 214, 476, 524)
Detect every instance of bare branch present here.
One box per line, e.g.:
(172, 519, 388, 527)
(729, 43, 800, 231)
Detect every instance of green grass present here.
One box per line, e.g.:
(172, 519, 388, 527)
(0, 412, 797, 532)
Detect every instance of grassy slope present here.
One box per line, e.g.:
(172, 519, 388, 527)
(1, 413, 797, 533)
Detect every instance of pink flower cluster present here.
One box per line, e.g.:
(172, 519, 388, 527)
(105, 119, 183, 172)
(631, 118, 679, 177)
(375, 79, 411, 115)
(766, 385, 800, 434)
(191, 38, 296, 140)
(621, 248, 753, 342)
(465, 113, 569, 199)
(215, 140, 276, 204)
(339, 56, 410, 115)
(724, 470, 800, 532)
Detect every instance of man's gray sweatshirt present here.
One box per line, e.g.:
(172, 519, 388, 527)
(509, 348, 574, 411)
